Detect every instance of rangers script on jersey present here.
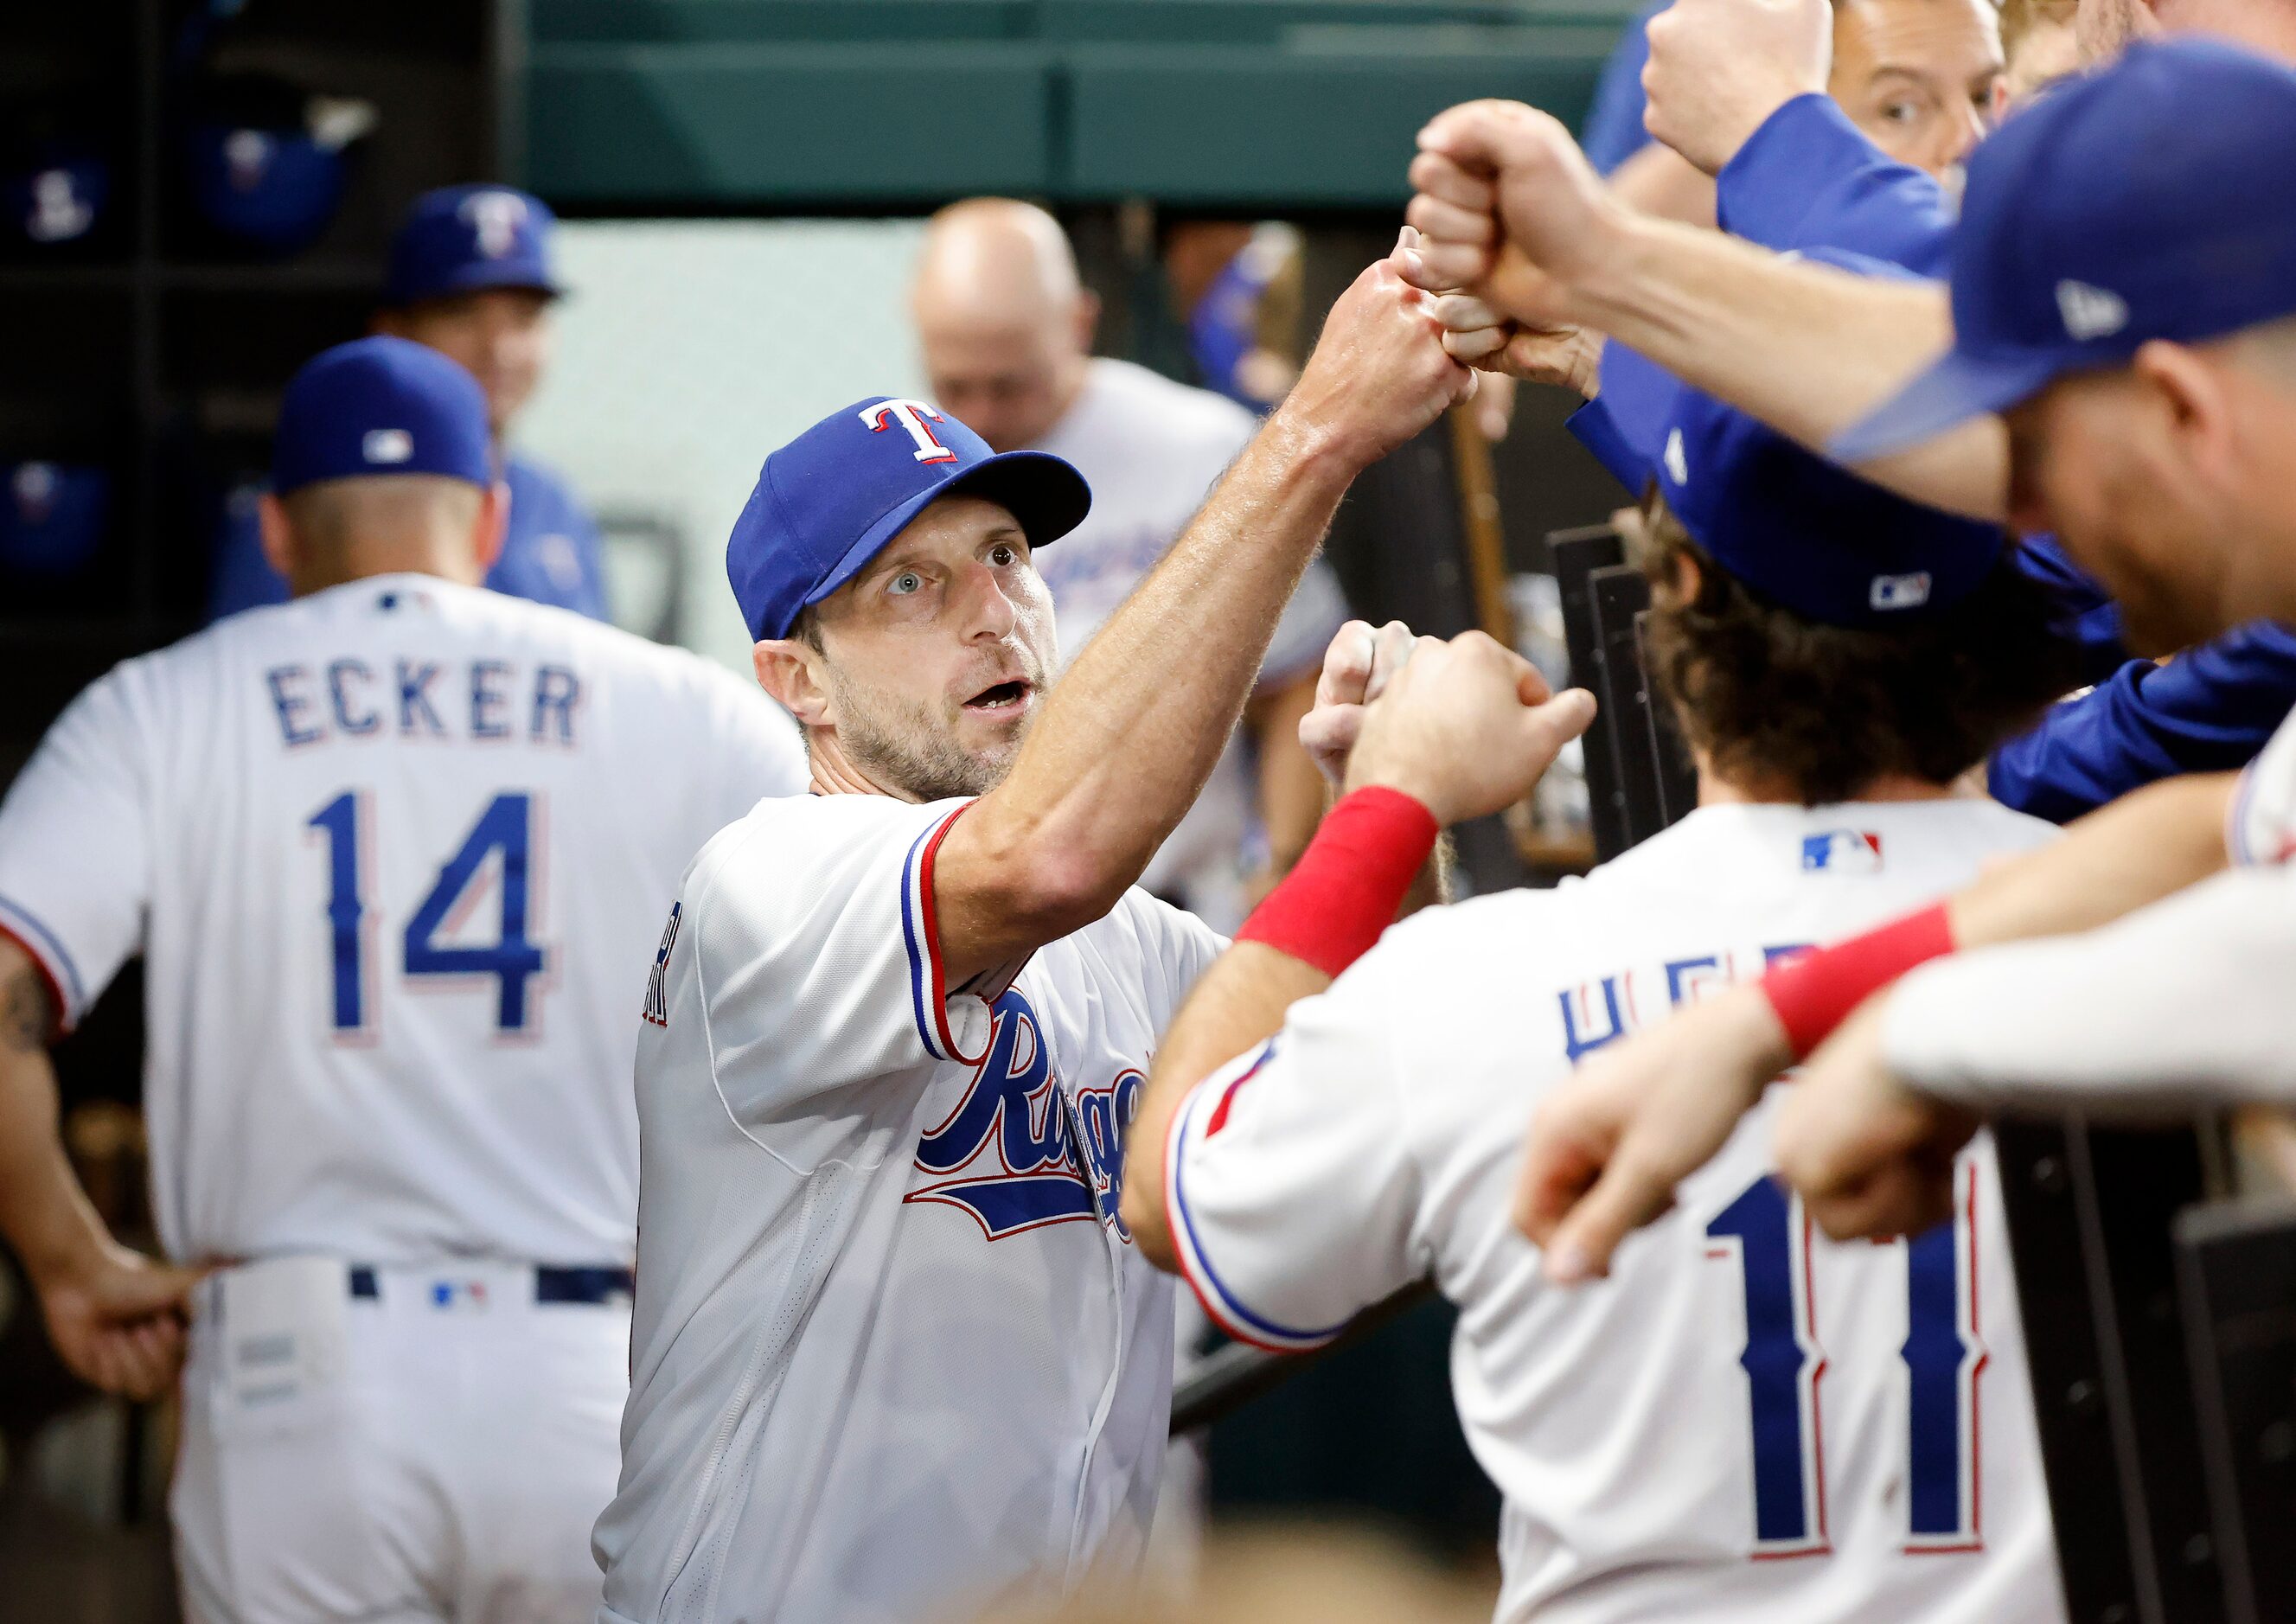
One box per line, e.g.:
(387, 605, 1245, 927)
(595, 793, 1224, 1624)
(1165, 800, 2067, 1624)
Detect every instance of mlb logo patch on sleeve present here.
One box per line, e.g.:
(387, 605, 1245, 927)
(1801, 830, 1883, 873)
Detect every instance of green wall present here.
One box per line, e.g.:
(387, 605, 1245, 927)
(524, 0, 1628, 207)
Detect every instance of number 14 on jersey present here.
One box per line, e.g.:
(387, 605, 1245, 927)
(307, 790, 550, 1037)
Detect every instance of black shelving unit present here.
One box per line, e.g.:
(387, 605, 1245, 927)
(2, 0, 512, 738)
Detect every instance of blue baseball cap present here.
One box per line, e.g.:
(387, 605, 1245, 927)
(726, 397, 1092, 641)
(1835, 39, 2296, 463)
(272, 336, 495, 496)
(1570, 252, 2004, 627)
(384, 184, 562, 308)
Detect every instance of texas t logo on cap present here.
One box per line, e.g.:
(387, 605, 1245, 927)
(862, 400, 960, 464)
(460, 189, 528, 259)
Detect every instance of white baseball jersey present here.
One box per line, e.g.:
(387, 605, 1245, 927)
(595, 792, 1224, 1624)
(0, 572, 805, 1266)
(1165, 801, 2066, 1624)
(1885, 703, 2296, 1111)
(1033, 358, 1348, 933)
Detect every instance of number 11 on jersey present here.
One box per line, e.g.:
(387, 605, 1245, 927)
(307, 790, 551, 1039)
(1705, 1162, 1986, 1558)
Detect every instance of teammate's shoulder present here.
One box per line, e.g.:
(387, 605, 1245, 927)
(1344, 886, 1575, 1005)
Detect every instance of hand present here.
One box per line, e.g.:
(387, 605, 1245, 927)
(1343, 630, 1596, 828)
(1299, 619, 1420, 788)
(1642, 0, 1833, 175)
(1409, 103, 1627, 329)
(1514, 983, 1793, 1280)
(1435, 291, 1604, 401)
(1775, 998, 1977, 1241)
(1279, 227, 1480, 470)
(35, 1242, 203, 1401)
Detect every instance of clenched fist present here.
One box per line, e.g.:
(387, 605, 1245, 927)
(1279, 227, 1481, 470)
(1344, 630, 1596, 828)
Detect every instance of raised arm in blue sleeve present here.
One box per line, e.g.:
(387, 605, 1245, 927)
(1989, 621, 2296, 823)
(1713, 93, 1957, 274)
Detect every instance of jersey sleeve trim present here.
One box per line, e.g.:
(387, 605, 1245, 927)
(2229, 759, 2262, 866)
(0, 894, 84, 1033)
(1163, 1039, 1352, 1354)
(901, 802, 990, 1065)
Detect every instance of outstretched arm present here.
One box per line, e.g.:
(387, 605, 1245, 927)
(936, 236, 1477, 985)
(0, 937, 201, 1398)
(1404, 100, 2006, 521)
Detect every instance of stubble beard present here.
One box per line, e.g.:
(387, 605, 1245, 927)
(827, 668, 1026, 802)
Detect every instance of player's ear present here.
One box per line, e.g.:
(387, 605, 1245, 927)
(754, 639, 832, 728)
(257, 492, 301, 585)
(472, 481, 510, 575)
(2136, 339, 2237, 490)
(1072, 287, 1102, 354)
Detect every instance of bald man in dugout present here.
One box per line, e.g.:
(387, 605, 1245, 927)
(911, 199, 1347, 933)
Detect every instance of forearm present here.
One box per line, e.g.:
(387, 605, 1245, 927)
(1124, 943, 1330, 1265)
(964, 412, 1356, 917)
(1754, 770, 2235, 1070)
(1948, 770, 2237, 948)
(1887, 864, 2296, 1116)
(1553, 221, 2005, 519)
(0, 966, 111, 1288)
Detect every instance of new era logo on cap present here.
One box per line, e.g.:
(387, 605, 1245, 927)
(362, 427, 414, 465)
(2056, 279, 2129, 342)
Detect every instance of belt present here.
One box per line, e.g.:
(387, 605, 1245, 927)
(346, 1264, 634, 1304)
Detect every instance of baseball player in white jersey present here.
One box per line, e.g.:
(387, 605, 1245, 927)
(0, 338, 804, 1623)
(592, 233, 1490, 1624)
(911, 200, 1350, 935)
(1122, 375, 2080, 1621)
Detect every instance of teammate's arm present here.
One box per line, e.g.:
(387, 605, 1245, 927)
(0, 938, 200, 1399)
(1778, 860, 2296, 1239)
(1404, 101, 2007, 521)
(1125, 632, 1593, 1266)
(933, 236, 1477, 987)
(1515, 768, 2238, 1281)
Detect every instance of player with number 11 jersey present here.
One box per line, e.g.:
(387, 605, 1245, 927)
(1136, 359, 2071, 1623)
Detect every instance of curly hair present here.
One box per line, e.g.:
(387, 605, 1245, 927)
(1634, 497, 2081, 806)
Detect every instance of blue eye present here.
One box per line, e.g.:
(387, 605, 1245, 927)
(888, 571, 924, 597)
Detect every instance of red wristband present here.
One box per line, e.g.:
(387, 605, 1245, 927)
(1236, 786, 1439, 979)
(1758, 902, 1956, 1060)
